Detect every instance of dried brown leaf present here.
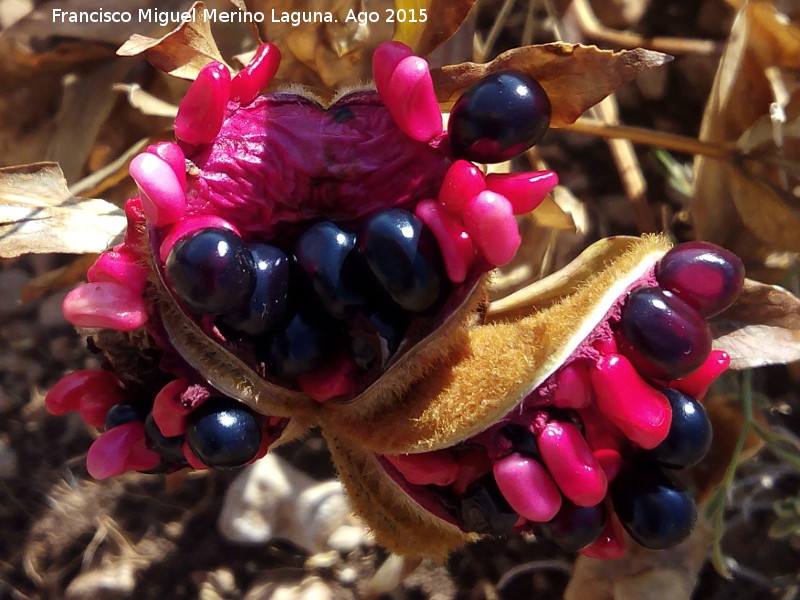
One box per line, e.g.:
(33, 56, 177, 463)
(396, 0, 477, 58)
(430, 44, 673, 128)
(710, 278, 800, 369)
(116, 1, 228, 80)
(691, 3, 800, 271)
(0, 0, 157, 81)
(240, 0, 393, 93)
(235, 0, 472, 94)
(0, 163, 125, 258)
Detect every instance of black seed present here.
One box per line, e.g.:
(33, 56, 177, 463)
(144, 413, 187, 465)
(185, 397, 262, 468)
(448, 70, 551, 163)
(294, 221, 368, 319)
(359, 209, 448, 313)
(259, 310, 338, 379)
(501, 424, 541, 459)
(651, 389, 712, 469)
(611, 462, 697, 550)
(460, 474, 519, 535)
(104, 402, 147, 430)
(540, 500, 606, 552)
(165, 228, 255, 315)
(219, 243, 290, 336)
(620, 286, 712, 379)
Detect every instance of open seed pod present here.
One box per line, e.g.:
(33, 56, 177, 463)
(320, 235, 746, 559)
(46, 41, 558, 477)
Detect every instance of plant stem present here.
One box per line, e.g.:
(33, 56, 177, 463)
(563, 118, 735, 160)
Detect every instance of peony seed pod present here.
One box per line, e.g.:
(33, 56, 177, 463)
(319, 235, 744, 558)
(44, 40, 746, 560)
(49, 42, 558, 479)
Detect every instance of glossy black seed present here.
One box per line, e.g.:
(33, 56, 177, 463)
(144, 413, 187, 465)
(219, 243, 290, 336)
(611, 463, 697, 550)
(350, 309, 409, 370)
(165, 228, 255, 315)
(460, 474, 520, 535)
(359, 209, 448, 313)
(501, 424, 541, 459)
(540, 500, 606, 552)
(652, 389, 712, 469)
(620, 286, 712, 379)
(448, 70, 551, 163)
(656, 241, 745, 318)
(104, 402, 147, 430)
(294, 222, 368, 319)
(260, 311, 338, 379)
(185, 397, 262, 468)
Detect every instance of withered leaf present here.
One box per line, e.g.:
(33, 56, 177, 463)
(0, 0, 161, 81)
(430, 44, 673, 128)
(0, 163, 125, 258)
(116, 1, 228, 80)
(691, 3, 800, 271)
(395, 0, 477, 58)
(710, 278, 800, 370)
(239, 0, 394, 93)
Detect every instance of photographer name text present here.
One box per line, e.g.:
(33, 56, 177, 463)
(51, 7, 428, 27)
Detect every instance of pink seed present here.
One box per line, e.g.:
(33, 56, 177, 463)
(462, 190, 521, 266)
(87, 246, 148, 295)
(79, 387, 126, 429)
(452, 449, 493, 496)
(372, 41, 414, 103)
(174, 61, 231, 145)
(296, 353, 356, 402)
(129, 152, 187, 226)
(87, 422, 158, 479)
(593, 449, 622, 482)
(579, 405, 626, 454)
(438, 160, 486, 213)
(384, 451, 460, 486)
(592, 335, 618, 356)
(669, 349, 730, 399)
(158, 215, 240, 262)
(152, 379, 191, 437)
(589, 353, 672, 449)
(45, 369, 122, 416)
(552, 363, 593, 409)
(126, 435, 162, 472)
(493, 453, 563, 522)
(538, 422, 608, 507)
(580, 509, 626, 560)
(415, 200, 475, 283)
(63, 282, 148, 331)
(485, 170, 558, 214)
(122, 197, 147, 247)
(384, 55, 443, 142)
(146, 141, 187, 191)
(231, 42, 281, 105)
